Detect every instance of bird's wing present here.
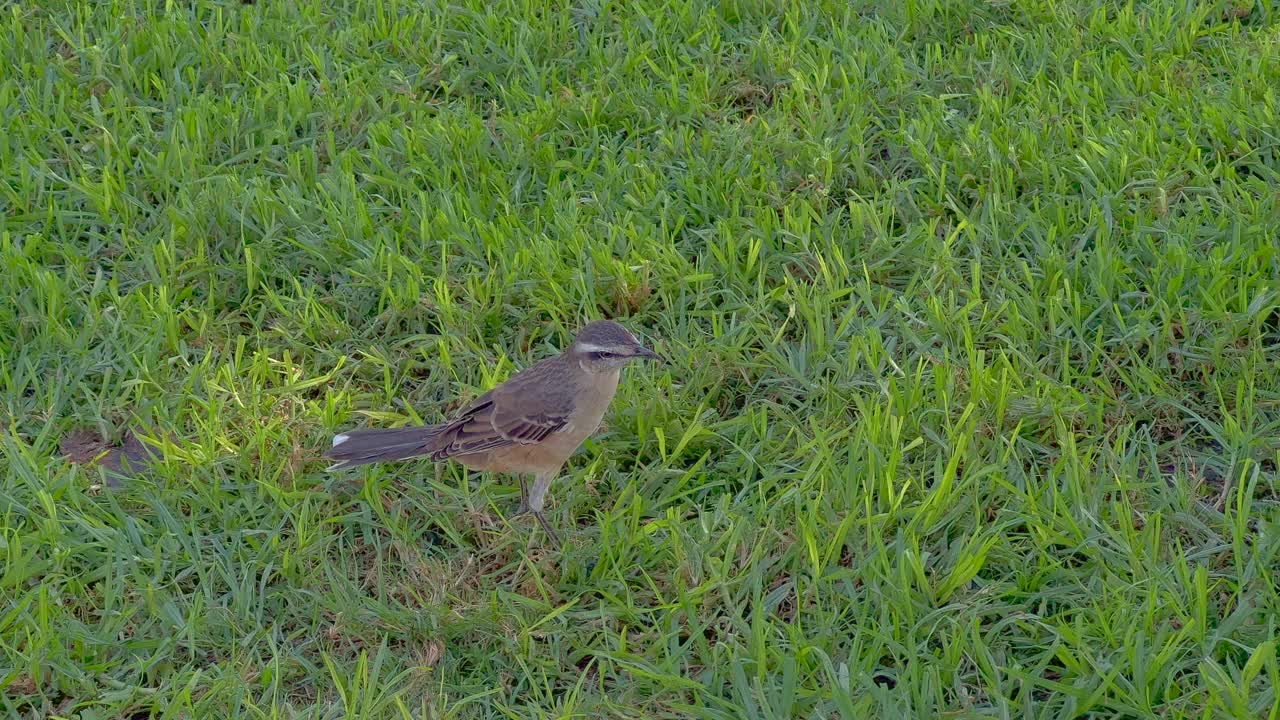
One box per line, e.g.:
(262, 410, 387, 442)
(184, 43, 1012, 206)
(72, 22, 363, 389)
(428, 357, 576, 460)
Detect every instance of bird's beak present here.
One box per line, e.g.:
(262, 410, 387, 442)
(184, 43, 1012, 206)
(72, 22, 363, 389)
(635, 346, 665, 363)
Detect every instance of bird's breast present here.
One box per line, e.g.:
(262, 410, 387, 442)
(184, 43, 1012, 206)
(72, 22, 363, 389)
(574, 370, 620, 432)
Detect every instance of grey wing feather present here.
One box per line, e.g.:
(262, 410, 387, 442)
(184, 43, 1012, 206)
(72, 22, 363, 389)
(429, 357, 576, 460)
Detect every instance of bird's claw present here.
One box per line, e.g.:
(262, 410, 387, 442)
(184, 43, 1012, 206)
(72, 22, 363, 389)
(513, 478, 560, 547)
(533, 511, 562, 548)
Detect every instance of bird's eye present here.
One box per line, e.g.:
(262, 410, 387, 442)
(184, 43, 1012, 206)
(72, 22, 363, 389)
(590, 351, 616, 360)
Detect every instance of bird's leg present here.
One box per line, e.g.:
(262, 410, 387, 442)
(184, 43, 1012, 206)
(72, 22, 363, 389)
(516, 477, 530, 515)
(527, 471, 562, 548)
(533, 511, 562, 548)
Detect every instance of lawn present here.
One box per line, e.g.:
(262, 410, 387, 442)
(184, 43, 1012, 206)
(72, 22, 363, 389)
(2, 0, 1279, 717)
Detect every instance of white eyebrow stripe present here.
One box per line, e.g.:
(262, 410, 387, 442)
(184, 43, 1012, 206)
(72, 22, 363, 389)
(575, 342, 611, 352)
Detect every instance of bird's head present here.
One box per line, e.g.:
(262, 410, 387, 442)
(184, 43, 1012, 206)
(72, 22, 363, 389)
(570, 320, 664, 373)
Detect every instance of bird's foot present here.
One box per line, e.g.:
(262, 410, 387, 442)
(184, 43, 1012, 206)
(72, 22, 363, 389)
(533, 511, 562, 548)
(509, 504, 561, 547)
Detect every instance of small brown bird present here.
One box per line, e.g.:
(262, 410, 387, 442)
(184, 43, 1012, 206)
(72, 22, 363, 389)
(324, 320, 663, 545)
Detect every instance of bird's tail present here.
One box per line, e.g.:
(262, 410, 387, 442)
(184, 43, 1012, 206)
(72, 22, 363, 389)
(323, 426, 445, 470)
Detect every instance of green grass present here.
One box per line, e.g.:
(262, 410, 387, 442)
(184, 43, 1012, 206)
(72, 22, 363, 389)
(2, 0, 1279, 716)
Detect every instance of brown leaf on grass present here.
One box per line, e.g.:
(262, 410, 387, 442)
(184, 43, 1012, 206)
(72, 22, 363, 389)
(417, 639, 444, 668)
(60, 427, 165, 486)
(607, 273, 652, 316)
(60, 428, 112, 464)
(6, 673, 38, 695)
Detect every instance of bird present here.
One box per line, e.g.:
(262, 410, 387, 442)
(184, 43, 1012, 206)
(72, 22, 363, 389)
(324, 320, 664, 546)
